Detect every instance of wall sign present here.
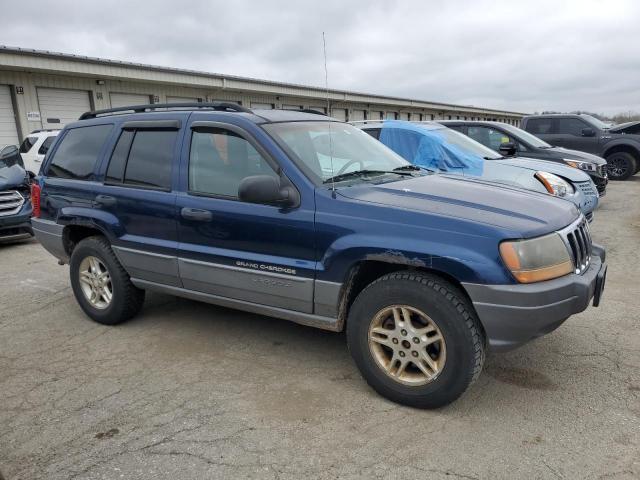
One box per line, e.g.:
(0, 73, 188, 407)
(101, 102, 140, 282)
(15, 86, 24, 94)
(27, 111, 41, 121)
(96, 92, 103, 100)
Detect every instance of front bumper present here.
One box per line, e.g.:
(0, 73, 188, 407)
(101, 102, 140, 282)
(0, 205, 33, 241)
(462, 244, 607, 352)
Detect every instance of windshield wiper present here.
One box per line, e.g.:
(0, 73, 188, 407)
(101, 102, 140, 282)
(323, 169, 412, 184)
(393, 165, 422, 172)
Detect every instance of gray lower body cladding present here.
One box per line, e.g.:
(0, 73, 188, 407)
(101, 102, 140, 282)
(463, 247, 606, 352)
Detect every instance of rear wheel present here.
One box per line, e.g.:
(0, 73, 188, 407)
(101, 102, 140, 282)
(70, 236, 145, 325)
(606, 152, 637, 180)
(346, 272, 485, 409)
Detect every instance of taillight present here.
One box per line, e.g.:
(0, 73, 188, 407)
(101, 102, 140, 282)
(30, 183, 41, 218)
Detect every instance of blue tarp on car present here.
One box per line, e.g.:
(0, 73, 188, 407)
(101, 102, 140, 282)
(379, 120, 484, 175)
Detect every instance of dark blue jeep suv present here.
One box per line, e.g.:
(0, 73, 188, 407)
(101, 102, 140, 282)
(31, 103, 607, 408)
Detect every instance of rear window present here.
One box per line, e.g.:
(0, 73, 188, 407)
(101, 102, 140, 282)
(19, 136, 38, 153)
(38, 136, 57, 155)
(525, 118, 554, 135)
(105, 129, 176, 190)
(46, 125, 112, 180)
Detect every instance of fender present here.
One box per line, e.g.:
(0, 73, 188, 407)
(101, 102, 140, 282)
(601, 137, 640, 157)
(318, 233, 513, 287)
(57, 206, 123, 243)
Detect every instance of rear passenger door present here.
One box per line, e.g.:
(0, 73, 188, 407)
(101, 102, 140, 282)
(175, 121, 316, 313)
(97, 119, 181, 287)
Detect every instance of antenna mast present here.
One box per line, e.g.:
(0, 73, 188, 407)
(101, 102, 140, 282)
(323, 32, 336, 192)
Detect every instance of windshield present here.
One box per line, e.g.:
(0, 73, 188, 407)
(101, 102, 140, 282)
(497, 123, 552, 148)
(263, 121, 410, 185)
(431, 127, 502, 159)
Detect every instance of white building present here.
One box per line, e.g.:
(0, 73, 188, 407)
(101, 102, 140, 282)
(0, 46, 525, 146)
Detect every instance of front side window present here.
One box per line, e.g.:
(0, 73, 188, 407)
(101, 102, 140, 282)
(189, 129, 278, 197)
(467, 126, 514, 151)
(105, 129, 176, 189)
(19, 136, 38, 153)
(47, 125, 112, 180)
(556, 118, 589, 136)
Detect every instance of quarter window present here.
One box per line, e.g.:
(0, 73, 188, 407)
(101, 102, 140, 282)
(47, 125, 112, 180)
(189, 129, 277, 198)
(19, 136, 38, 153)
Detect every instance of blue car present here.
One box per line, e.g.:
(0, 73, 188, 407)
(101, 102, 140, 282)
(32, 103, 606, 408)
(358, 120, 599, 222)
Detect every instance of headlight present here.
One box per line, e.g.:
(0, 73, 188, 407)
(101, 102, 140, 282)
(499, 233, 573, 283)
(535, 171, 574, 197)
(564, 159, 597, 172)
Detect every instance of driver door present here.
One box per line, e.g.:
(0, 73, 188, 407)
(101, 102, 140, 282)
(176, 121, 317, 313)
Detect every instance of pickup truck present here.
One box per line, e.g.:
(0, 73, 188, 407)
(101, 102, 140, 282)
(521, 114, 640, 180)
(31, 103, 607, 408)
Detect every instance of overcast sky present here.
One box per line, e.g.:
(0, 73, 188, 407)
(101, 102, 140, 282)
(2, 0, 639, 115)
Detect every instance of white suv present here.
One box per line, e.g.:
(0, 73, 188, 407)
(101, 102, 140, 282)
(19, 130, 60, 174)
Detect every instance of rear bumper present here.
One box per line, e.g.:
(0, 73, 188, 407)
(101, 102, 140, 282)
(31, 217, 68, 261)
(463, 244, 606, 352)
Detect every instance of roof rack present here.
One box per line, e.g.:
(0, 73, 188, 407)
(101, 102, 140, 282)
(79, 102, 252, 120)
(29, 128, 62, 134)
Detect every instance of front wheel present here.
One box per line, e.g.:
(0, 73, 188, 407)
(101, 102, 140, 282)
(346, 272, 485, 409)
(606, 152, 637, 180)
(69, 236, 145, 325)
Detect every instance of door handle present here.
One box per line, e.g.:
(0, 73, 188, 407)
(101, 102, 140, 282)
(181, 207, 212, 222)
(94, 195, 117, 207)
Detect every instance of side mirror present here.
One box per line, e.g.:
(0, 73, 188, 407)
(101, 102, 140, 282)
(499, 141, 517, 156)
(238, 175, 299, 207)
(581, 127, 595, 137)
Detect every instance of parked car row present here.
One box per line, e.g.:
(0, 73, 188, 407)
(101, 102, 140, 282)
(28, 102, 607, 409)
(355, 120, 600, 222)
(521, 113, 640, 181)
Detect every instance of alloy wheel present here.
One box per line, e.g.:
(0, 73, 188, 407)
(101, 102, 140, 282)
(78, 256, 113, 309)
(368, 305, 446, 386)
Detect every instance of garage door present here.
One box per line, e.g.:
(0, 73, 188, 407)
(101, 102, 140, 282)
(37, 88, 91, 129)
(331, 108, 347, 121)
(166, 96, 200, 103)
(0, 85, 19, 146)
(351, 110, 366, 121)
(110, 93, 152, 108)
(399, 112, 410, 121)
(386, 112, 398, 120)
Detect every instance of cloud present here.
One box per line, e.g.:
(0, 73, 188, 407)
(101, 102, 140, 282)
(1, 0, 638, 115)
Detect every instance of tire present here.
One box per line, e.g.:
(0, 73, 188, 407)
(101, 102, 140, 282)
(69, 236, 145, 325)
(606, 152, 637, 180)
(346, 272, 485, 409)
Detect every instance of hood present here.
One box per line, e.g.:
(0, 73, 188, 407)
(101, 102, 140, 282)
(0, 165, 28, 190)
(608, 121, 640, 135)
(545, 147, 607, 165)
(337, 174, 579, 238)
(494, 156, 592, 182)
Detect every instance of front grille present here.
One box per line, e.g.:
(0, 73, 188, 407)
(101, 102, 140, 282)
(0, 191, 25, 217)
(592, 176, 607, 196)
(559, 216, 592, 275)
